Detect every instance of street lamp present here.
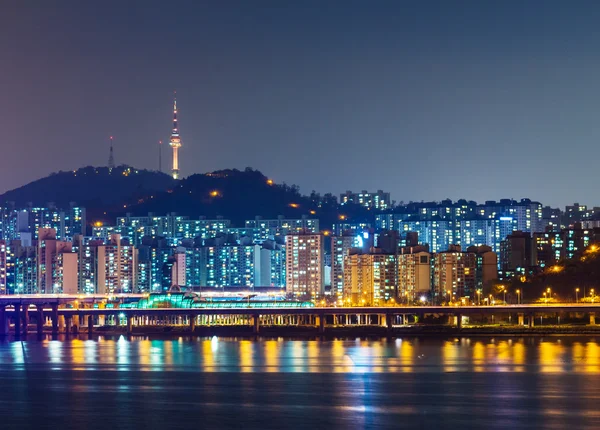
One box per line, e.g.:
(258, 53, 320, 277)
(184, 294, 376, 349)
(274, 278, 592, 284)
(516, 289, 520, 305)
(476, 289, 481, 306)
(576, 288, 580, 303)
(502, 288, 506, 305)
(543, 292, 547, 304)
(592, 289, 595, 304)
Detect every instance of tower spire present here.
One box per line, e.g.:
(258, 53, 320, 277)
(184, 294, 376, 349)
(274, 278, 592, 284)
(108, 136, 115, 169)
(169, 92, 182, 179)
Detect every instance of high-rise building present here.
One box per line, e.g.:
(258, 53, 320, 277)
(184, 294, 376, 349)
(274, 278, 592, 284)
(398, 219, 454, 253)
(332, 222, 371, 236)
(343, 252, 396, 305)
(0, 240, 6, 294)
(340, 190, 391, 210)
(533, 225, 600, 268)
(500, 231, 536, 277)
(14, 244, 37, 294)
(331, 235, 356, 302)
(397, 250, 431, 302)
(96, 234, 138, 294)
(245, 216, 319, 243)
(175, 218, 231, 241)
(262, 240, 286, 288)
(73, 236, 102, 294)
(54, 251, 78, 294)
(37, 228, 64, 294)
(374, 213, 396, 232)
(469, 245, 498, 293)
(533, 231, 564, 268)
(432, 245, 477, 302)
(456, 216, 517, 255)
(285, 234, 324, 298)
(565, 203, 592, 225)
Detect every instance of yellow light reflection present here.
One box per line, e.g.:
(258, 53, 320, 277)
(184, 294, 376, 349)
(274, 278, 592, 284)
(239, 340, 254, 372)
(442, 341, 459, 372)
(398, 340, 414, 373)
(264, 340, 279, 372)
(539, 341, 565, 373)
(202, 339, 215, 369)
(472, 341, 485, 372)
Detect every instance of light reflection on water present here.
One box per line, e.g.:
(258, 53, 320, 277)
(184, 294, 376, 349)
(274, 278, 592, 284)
(1, 337, 600, 429)
(0, 336, 599, 373)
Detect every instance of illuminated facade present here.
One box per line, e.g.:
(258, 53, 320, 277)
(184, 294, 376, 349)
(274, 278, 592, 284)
(96, 234, 138, 294)
(73, 236, 103, 294)
(398, 219, 454, 253)
(331, 236, 355, 301)
(285, 234, 324, 297)
(175, 219, 230, 241)
(431, 246, 477, 301)
(0, 240, 6, 294)
(533, 226, 600, 267)
(340, 190, 391, 210)
(343, 252, 396, 305)
(397, 251, 431, 302)
(169, 96, 182, 179)
(14, 245, 37, 294)
(245, 216, 319, 243)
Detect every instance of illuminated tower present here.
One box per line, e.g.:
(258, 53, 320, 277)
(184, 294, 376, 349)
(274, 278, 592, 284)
(169, 96, 182, 179)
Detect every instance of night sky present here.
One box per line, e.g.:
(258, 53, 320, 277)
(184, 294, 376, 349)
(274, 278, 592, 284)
(2, 1, 600, 208)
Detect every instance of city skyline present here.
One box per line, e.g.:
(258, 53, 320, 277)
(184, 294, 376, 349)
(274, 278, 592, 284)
(4, 1, 600, 207)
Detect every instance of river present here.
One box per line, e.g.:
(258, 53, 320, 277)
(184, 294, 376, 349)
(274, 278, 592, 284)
(0, 336, 599, 429)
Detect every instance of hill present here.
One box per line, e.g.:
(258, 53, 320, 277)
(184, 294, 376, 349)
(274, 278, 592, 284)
(1, 166, 372, 229)
(118, 167, 371, 227)
(0, 165, 175, 213)
(497, 246, 600, 303)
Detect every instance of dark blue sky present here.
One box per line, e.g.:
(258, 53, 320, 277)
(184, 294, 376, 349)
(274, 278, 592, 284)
(2, 1, 600, 208)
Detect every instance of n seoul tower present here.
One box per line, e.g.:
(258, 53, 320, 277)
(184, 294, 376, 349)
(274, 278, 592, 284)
(169, 93, 182, 179)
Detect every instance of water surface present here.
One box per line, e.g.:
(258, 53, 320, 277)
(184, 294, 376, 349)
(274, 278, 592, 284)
(1, 336, 599, 429)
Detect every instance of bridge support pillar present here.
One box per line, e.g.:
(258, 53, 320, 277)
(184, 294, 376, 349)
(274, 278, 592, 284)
(317, 316, 325, 333)
(528, 314, 534, 328)
(456, 314, 463, 330)
(386, 314, 393, 333)
(0, 306, 7, 337)
(518, 313, 524, 326)
(590, 313, 596, 325)
(253, 316, 260, 334)
(22, 306, 29, 336)
(13, 304, 21, 339)
(88, 315, 94, 336)
(72, 315, 79, 334)
(189, 315, 196, 332)
(65, 316, 71, 339)
(51, 303, 58, 338)
(126, 315, 133, 335)
(36, 306, 44, 338)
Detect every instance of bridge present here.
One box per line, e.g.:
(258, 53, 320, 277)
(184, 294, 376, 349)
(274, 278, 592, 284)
(1, 294, 600, 339)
